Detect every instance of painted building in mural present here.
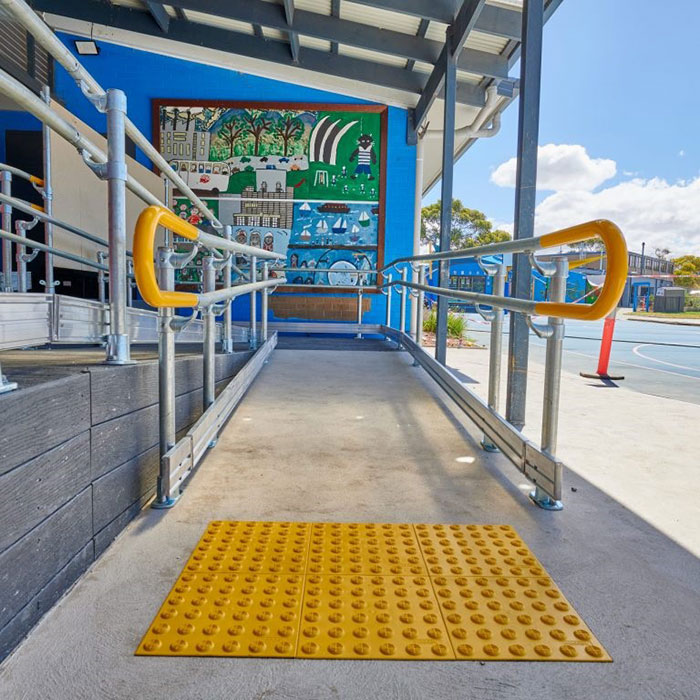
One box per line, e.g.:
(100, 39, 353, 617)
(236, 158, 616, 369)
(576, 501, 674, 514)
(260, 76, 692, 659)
(155, 102, 385, 289)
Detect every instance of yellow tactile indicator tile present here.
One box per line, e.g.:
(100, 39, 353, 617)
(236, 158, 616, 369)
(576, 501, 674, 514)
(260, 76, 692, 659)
(136, 522, 610, 661)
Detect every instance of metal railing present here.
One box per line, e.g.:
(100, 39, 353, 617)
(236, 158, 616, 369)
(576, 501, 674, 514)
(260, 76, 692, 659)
(244, 219, 628, 510)
(0, 0, 283, 386)
(133, 204, 286, 507)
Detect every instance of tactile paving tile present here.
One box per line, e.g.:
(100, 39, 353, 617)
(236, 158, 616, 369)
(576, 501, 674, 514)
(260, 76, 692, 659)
(136, 521, 610, 661)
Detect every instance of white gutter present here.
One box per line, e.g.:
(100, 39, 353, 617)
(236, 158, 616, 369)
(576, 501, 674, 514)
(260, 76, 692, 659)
(425, 85, 504, 140)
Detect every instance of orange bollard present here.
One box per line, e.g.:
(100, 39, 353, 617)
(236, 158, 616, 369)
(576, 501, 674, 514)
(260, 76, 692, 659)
(580, 308, 625, 381)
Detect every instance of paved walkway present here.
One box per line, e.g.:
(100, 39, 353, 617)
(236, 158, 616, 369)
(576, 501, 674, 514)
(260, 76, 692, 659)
(1, 348, 698, 699)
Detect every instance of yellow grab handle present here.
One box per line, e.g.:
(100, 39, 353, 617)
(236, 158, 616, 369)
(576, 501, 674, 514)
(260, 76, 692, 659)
(133, 205, 199, 308)
(29, 175, 44, 187)
(535, 219, 628, 321)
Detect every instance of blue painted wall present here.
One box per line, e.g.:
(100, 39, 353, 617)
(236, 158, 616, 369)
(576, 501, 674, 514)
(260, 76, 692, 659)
(48, 35, 416, 326)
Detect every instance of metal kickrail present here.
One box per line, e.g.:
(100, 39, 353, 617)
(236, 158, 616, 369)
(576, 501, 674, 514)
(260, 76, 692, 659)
(157, 332, 277, 507)
(383, 326, 562, 503)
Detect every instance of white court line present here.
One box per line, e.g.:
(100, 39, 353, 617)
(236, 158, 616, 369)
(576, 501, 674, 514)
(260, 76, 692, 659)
(530, 341, 700, 381)
(632, 344, 700, 372)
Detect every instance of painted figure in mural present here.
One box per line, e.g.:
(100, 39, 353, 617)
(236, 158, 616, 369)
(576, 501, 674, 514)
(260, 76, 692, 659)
(263, 233, 274, 252)
(349, 134, 377, 180)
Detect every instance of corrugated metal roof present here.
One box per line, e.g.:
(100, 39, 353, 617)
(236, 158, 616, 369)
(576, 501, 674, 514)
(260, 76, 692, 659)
(181, 9, 255, 36)
(340, 2, 422, 35)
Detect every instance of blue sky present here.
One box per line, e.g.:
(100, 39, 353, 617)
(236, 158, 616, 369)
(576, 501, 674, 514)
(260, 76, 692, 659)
(426, 0, 700, 256)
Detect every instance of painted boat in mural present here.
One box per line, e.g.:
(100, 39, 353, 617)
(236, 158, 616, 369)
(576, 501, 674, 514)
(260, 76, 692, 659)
(316, 219, 329, 234)
(371, 206, 380, 215)
(299, 202, 312, 217)
(348, 224, 361, 243)
(318, 202, 350, 214)
(300, 225, 312, 241)
(358, 211, 370, 228)
(332, 217, 348, 234)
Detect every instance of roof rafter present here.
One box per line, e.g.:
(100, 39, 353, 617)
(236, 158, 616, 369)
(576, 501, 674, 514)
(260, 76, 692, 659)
(164, 0, 508, 80)
(282, 0, 299, 63)
(143, 1, 169, 33)
(341, 0, 520, 39)
(34, 0, 488, 107)
(409, 0, 487, 143)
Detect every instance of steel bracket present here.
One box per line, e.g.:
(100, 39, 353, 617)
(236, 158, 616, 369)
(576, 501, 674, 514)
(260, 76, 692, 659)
(80, 149, 108, 180)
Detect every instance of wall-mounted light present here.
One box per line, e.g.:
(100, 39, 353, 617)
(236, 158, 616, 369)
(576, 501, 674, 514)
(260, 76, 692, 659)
(74, 40, 99, 56)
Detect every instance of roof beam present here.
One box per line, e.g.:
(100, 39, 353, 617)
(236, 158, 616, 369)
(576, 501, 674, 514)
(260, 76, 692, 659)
(346, 0, 520, 39)
(164, 0, 508, 80)
(408, 0, 486, 143)
(330, 0, 340, 54)
(144, 1, 169, 33)
(282, 0, 300, 63)
(34, 0, 487, 107)
(406, 18, 430, 71)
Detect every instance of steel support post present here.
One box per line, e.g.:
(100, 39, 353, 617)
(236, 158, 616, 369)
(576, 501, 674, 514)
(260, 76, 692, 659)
(384, 279, 392, 330)
(105, 88, 131, 364)
(261, 262, 269, 342)
(221, 225, 234, 353)
(481, 263, 507, 451)
(97, 251, 107, 303)
(249, 255, 257, 349)
(126, 259, 134, 306)
(1, 171, 13, 292)
(15, 221, 27, 293)
(505, 0, 544, 430)
(435, 49, 457, 366)
(40, 85, 55, 293)
(356, 288, 363, 339)
(531, 257, 567, 510)
(202, 255, 216, 410)
(415, 265, 426, 345)
(410, 135, 425, 336)
(399, 267, 408, 335)
(153, 247, 177, 508)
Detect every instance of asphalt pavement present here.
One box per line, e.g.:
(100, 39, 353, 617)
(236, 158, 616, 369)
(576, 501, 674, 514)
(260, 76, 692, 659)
(464, 312, 700, 405)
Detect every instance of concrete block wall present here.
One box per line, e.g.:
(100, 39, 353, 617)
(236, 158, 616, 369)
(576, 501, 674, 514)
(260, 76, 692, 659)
(0, 351, 251, 661)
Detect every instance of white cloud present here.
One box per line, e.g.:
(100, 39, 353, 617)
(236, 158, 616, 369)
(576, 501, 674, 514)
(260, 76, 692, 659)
(679, 149, 685, 157)
(491, 144, 700, 255)
(491, 143, 617, 192)
(533, 176, 700, 255)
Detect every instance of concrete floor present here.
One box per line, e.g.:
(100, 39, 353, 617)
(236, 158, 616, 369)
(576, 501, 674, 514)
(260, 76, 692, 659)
(1, 347, 699, 700)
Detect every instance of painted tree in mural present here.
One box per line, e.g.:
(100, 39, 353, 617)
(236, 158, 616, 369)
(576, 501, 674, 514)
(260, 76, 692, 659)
(218, 116, 245, 159)
(241, 110, 273, 155)
(274, 111, 305, 156)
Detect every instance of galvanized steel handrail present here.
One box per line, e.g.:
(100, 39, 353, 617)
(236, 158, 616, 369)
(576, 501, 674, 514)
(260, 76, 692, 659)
(0, 162, 44, 187)
(0, 192, 133, 256)
(0, 0, 222, 229)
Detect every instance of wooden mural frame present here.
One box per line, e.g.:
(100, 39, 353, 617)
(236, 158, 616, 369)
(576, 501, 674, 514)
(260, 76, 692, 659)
(152, 99, 388, 293)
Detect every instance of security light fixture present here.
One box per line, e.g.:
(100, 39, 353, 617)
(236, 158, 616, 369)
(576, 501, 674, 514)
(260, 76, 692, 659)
(74, 40, 99, 56)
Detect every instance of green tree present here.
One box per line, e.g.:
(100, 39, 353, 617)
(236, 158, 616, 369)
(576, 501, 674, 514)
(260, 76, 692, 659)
(218, 116, 245, 159)
(241, 109, 273, 155)
(421, 199, 511, 250)
(673, 254, 700, 289)
(274, 111, 304, 156)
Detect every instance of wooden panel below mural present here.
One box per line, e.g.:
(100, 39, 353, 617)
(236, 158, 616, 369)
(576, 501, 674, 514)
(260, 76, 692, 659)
(152, 101, 387, 290)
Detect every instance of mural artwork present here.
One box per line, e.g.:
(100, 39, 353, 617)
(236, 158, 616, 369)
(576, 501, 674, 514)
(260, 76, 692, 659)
(153, 101, 386, 288)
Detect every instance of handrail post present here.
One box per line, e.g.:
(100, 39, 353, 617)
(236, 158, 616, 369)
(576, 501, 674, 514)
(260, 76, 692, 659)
(481, 262, 507, 452)
(1, 170, 13, 292)
(221, 225, 234, 353)
(15, 220, 27, 293)
(399, 267, 408, 335)
(249, 254, 257, 349)
(40, 85, 55, 294)
(154, 246, 177, 508)
(126, 259, 134, 306)
(384, 279, 392, 330)
(202, 255, 216, 410)
(104, 88, 131, 364)
(356, 287, 363, 339)
(261, 261, 269, 342)
(415, 265, 426, 346)
(97, 251, 107, 304)
(531, 256, 567, 510)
